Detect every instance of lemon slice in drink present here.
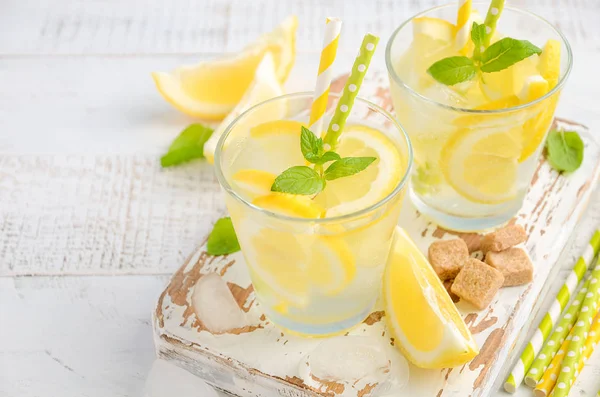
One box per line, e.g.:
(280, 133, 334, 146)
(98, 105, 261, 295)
(152, 16, 297, 119)
(441, 124, 522, 204)
(315, 125, 403, 217)
(232, 169, 276, 198)
(243, 194, 354, 306)
(384, 227, 478, 368)
(204, 54, 286, 163)
(519, 75, 553, 162)
(538, 39, 561, 88)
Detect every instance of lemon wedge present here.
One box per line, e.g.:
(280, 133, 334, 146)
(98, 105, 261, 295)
(384, 227, 478, 368)
(204, 53, 285, 163)
(152, 16, 297, 119)
(441, 124, 522, 204)
(538, 39, 561, 88)
(314, 125, 403, 217)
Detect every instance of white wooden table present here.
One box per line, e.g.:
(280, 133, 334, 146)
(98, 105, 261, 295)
(1, 1, 599, 396)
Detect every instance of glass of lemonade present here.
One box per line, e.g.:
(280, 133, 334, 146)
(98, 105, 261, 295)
(385, 2, 572, 231)
(214, 92, 412, 336)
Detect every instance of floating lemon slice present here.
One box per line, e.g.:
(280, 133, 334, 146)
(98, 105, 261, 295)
(204, 54, 286, 163)
(441, 124, 522, 204)
(314, 125, 403, 217)
(384, 227, 478, 368)
(250, 120, 305, 138)
(152, 16, 297, 119)
(413, 17, 456, 42)
(253, 193, 324, 219)
(519, 75, 553, 162)
(232, 169, 276, 198)
(538, 39, 561, 88)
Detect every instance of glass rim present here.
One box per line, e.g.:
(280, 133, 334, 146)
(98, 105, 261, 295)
(214, 91, 414, 224)
(384, 2, 573, 114)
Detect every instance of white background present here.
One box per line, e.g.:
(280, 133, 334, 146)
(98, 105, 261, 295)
(1, 0, 599, 396)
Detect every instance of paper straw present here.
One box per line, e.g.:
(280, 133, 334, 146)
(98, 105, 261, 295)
(482, 0, 505, 47)
(533, 326, 576, 397)
(309, 17, 342, 135)
(525, 276, 591, 386)
(551, 259, 600, 397)
(504, 229, 600, 393)
(323, 33, 379, 150)
(535, 313, 600, 396)
(455, 0, 472, 53)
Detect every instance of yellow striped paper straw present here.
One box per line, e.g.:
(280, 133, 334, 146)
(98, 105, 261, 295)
(504, 230, 600, 393)
(309, 17, 342, 136)
(455, 0, 472, 53)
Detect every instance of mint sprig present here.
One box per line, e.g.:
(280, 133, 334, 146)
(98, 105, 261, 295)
(270, 127, 377, 195)
(207, 217, 240, 255)
(161, 124, 214, 167)
(546, 130, 584, 173)
(427, 22, 542, 86)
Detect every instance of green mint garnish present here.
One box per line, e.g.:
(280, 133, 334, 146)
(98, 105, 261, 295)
(427, 17, 542, 86)
(313, 151, 342, 164)
(546, 130, 584, 172)
(161, 124, 214, 167)
(480, 38, 542, 73)
(300, 126, 324, 163)
(206, 217, 240, 255)
(426, 56, 476, 86)
(324, 157, 377, 180)
(271, 166, 325, 195)
(270, 126, 377, 195)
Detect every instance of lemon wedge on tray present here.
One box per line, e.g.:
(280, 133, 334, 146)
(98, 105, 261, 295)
(384, 227, 478, 368)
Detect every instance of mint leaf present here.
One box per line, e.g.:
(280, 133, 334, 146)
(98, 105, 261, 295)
(207, 217, 240, 255)
(324, 157, 377, 180)
(300, 126, 324, 162)
(312, 151, 341, 165)
(271, 166, 324, 195)
(546, 130, 584, 172)
(160, 124, 214, 167)
(480, 38, 542, 73)
(427, 56, 476, 86)
(470, 22, 487, 60)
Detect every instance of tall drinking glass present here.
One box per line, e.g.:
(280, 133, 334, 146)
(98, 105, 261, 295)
(386, 3, 572, 231)
(214, 92, 412, 336)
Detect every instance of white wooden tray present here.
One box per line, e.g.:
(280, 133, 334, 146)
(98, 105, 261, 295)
(153, 73, 600, 397)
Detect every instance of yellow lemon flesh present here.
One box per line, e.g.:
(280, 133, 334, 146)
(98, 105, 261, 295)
(152, 16, 297, 119)
(384, 226, 478, 368)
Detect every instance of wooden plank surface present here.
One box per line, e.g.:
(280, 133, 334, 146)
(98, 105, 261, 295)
(153, 73, 600, 397)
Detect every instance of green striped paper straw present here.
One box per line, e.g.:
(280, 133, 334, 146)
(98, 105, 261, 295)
(504, 230, 600, 393)
(483, 0, 505, 47)
(525, 276, 591, 386)
(551, 258, 600, 397)
(323, 33, 379, 150)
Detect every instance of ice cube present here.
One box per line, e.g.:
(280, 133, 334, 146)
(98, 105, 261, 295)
(145, 359, 219, 397)
(307, 336, 391, 382)
(420, 82, 470, 108)
(192, 272, 248, 333)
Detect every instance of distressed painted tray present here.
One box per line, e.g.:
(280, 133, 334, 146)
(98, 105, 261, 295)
(153, 73, 600, 397)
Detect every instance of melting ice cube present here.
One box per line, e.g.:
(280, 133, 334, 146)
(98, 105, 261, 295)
(307, 336, 391, 382)
(192, 272, 248, 333)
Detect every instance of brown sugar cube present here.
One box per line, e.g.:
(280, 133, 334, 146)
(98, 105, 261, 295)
(485, 247, 533, 287)
(451, 258, 504, 310)
(428, 239, 469, 281)
(482, 224, 527, 253)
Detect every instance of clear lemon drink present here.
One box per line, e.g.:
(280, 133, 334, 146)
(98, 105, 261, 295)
(214, 92, 412, 336)
(385, 2, 572, 231)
